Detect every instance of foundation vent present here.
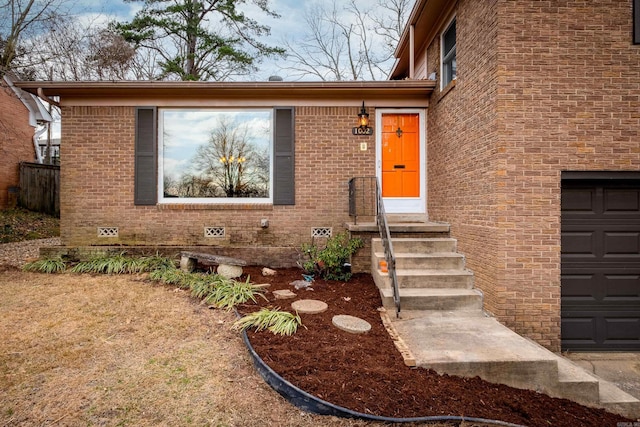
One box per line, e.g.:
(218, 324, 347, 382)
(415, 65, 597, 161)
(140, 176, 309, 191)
(311, 227, 332, 238)
(97, 227, 119, 237)
(204, 227, 225, 238)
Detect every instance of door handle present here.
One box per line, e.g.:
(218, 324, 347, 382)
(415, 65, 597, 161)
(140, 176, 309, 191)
(393, 165, 405, 169)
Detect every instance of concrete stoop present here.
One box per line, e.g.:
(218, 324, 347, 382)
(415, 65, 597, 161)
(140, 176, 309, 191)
(369, 226, 640, 418)
(390, 311, 640, 419)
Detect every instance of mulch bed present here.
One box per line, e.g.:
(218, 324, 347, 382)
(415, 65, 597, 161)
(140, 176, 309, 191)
(236, 266, 631, 427)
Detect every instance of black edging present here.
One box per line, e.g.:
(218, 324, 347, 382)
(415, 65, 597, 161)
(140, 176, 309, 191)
(241, 331, 526, 427)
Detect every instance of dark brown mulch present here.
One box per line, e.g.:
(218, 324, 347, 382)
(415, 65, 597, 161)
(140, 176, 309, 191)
(237, 267, 631, 427)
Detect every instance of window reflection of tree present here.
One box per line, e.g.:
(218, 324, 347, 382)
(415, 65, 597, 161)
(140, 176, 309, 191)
(183, 115, 269, 198)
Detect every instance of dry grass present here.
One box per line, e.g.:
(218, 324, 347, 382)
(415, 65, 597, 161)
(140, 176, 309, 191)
(0, 271, 473, 427)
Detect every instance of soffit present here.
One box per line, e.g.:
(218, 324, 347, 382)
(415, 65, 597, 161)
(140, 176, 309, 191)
(14, 80, 435, 107)
(391, 0, 453, 80)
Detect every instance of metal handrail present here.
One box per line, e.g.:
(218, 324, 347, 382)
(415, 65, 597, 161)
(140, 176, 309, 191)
(348, 176, 400, 317)
(375, 179, 401, 318)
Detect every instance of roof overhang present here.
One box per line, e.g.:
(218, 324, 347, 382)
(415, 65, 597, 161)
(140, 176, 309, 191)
(14, 80, 436, 108)
(390, 0, 452, 80)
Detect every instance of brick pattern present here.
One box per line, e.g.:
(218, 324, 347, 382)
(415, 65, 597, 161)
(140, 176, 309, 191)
(60, 105, 376, 267)
(0, 82, 36, 209)
(424, 0, 640, 350)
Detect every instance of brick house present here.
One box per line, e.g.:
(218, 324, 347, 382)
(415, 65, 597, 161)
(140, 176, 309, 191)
(389, 0, 640, 352)
(15, 0, 640, 353)
(0, 74, 51, 209)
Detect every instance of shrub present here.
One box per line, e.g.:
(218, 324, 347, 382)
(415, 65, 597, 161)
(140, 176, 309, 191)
(300, 231, 363, 281)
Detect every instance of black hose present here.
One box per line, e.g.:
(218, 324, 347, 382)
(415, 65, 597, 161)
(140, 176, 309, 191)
(241, 330, 527, 427)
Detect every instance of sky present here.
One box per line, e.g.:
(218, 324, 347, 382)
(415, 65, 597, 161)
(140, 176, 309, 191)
(63, 0, 404, 82)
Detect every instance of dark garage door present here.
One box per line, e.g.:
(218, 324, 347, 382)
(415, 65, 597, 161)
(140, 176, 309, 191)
(561, 177, 640, 351)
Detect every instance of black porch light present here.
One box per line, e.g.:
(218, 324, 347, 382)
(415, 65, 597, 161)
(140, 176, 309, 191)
(358, 101, 370, 128)
(353, 101, 373, 135)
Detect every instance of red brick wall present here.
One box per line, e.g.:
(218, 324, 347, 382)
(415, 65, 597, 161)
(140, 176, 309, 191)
(0, 82, 35, 209)
(60, 105, 376, 266)
(425, 0, 640, 350)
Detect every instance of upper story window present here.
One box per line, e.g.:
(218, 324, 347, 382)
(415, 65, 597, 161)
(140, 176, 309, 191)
(635, 0, 640, 44)
(158, 109, 272, 203)
(441, 17, 457, 88)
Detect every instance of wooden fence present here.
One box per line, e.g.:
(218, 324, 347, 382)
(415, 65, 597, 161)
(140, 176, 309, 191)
(19, 162, 60, 217)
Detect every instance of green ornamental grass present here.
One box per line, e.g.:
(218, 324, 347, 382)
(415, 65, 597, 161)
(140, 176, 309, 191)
(22, 256, 67, 273)
(233, 307, 303, 336)
(204, 277, 266, 310)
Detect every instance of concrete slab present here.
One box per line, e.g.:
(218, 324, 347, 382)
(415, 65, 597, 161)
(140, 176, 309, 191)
(566, 353, 640, 401)
(391, 312, 559, 392)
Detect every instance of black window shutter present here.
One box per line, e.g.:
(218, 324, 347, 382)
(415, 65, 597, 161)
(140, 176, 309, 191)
(273, 107, 295, 205)
(134, 107, 157, 205)
(635, 0, 640, 44)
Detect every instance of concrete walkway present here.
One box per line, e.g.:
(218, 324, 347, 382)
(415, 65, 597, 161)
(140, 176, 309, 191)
(390, 310, 640, 419)
(567, 353, 640, 402)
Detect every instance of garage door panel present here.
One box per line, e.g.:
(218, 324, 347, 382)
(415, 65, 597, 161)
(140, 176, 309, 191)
(561, 231, 595, 256)
(604, 189, 640, 212)
(561, 317, 597, 343)
(604, 317, 640, 342)
(562, 188, 596, 213)
(561, 273, 598, 301)
(604, 232, 640, 255)
(603, 274, 640, 301)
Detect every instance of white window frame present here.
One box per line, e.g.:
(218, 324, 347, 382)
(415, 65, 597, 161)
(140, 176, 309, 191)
(440, 16, 457, 89)
(157, 108, 274, 204)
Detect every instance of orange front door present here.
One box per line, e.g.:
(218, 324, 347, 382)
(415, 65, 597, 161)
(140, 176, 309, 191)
(381, 113, 420, 197)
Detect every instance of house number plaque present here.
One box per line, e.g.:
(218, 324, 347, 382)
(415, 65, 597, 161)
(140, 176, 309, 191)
(352, 126, 373, 135)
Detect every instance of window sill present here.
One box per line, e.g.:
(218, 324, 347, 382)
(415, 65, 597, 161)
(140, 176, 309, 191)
(157, 203, 274, 211)
(437, 79, 456, 103)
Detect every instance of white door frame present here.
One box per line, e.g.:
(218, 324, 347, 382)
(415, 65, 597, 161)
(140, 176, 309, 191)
(375, 108, 427, 214)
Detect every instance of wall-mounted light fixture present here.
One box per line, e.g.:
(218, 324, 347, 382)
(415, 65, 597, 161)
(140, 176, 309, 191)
(352, 101, 373, 135)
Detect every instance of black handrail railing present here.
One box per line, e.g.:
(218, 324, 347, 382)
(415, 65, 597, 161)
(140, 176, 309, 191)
(375, 179, 401, 318)
(348, 177, 376, 224)
(348, 176, 400, 317)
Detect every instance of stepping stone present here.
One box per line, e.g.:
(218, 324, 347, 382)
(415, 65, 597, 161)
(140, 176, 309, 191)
(291, 299, 328, 314)
(273, 289, 297, 299)
(332, 315, 371, 334)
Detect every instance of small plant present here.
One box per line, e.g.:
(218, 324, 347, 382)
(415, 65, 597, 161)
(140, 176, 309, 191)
(204, 277, 267, 310)
(233, 307, 303, 336)
(300, 232, 363, 281)
(22, 256, 66, 273)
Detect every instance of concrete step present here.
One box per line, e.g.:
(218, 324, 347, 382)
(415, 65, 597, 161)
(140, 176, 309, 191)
(380, 287, 483, 311)
(598, 380, 640, 419)
(374, 251, 465, 270)
(375, 268, 474, 289)
(372, 237, 457, 253)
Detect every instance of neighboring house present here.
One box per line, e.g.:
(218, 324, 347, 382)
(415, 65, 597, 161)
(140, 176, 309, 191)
(0, 74, 52, 209)
(14, 0, 640, 354)
(38, 137, 61, 165)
